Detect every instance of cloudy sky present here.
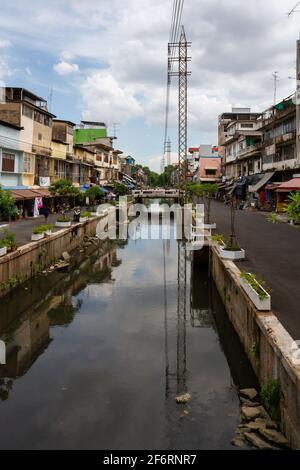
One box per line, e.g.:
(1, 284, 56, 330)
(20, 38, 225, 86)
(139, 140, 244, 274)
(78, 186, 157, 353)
(0, 0, 299, 172)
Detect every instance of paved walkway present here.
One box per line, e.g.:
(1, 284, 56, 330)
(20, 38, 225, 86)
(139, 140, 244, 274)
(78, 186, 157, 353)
(0, 214, 72, 246)
(211, 200, 300, 340)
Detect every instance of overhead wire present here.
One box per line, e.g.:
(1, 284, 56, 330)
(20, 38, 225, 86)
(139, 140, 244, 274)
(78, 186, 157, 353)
(162, 0, 184, 171)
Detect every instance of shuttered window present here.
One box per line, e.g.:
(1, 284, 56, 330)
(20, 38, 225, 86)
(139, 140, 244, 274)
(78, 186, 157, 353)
(2, 152, 15, 172)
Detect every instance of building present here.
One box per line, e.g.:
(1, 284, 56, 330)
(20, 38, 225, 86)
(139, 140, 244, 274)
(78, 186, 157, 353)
(0, 120, 24, 187)
(73, 121, 107, 145)
(219, 108, 261, 179)
(0, 87, 56, 187)
(51, 120, 81, 185)
(188, 145, 222, 182)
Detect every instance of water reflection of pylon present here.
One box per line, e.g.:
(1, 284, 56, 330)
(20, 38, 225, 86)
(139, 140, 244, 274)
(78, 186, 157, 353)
(163, 239, 188, 397)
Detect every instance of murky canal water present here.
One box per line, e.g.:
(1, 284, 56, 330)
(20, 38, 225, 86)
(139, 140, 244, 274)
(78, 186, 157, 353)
(0, 215, 257, 449)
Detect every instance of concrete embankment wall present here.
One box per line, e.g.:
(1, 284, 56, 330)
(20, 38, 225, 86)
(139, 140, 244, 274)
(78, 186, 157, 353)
(209, 245, 300, 449)
(0, 215, 107, 298)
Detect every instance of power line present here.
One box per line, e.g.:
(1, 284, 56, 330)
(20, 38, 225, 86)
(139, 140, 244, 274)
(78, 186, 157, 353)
(161, 0, 185, 174)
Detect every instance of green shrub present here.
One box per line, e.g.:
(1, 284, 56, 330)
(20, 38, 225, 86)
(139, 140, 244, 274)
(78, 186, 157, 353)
(80, 211, 91, 218)
(33, 225, 45, 235)
(211, 233, 225, 245)
(240, 272, 268, 300)
(266, 212, 278, 224)
(0, 186, 16, 220)
(260, 378, 281, 422)
(284, 191, 300, 224)
(0, 229, 17, 250)
(57, 215, 71, 223)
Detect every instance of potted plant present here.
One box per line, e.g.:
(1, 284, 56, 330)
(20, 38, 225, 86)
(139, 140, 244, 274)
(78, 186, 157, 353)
(0, 229, 17, 252)
(284, 191, 300, 226)
(0, 239, 7, 257)
(43, 224, 54, 236)
(211, 233, 225, 248)
(56, 215, 72, 228)
(79, 211, 91, 223)
(240, 272, 271, 311)
(32, 225, 45, 241)
(219, 194, 245, 260)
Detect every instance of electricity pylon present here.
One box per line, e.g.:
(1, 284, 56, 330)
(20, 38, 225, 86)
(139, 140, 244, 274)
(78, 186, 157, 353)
(169, 26, 191, 192)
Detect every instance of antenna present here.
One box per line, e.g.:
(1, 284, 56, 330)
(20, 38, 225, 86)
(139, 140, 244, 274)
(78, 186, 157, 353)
(47, 86, 53, 112)
(272, 71, 280, 105)
(112, 122, 120, 140)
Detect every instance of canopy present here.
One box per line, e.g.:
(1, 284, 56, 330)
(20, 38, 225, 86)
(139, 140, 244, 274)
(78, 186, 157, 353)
(9, 189, 51, 200)
(248, 172, 275, 193)
(276, 178, 300, 193)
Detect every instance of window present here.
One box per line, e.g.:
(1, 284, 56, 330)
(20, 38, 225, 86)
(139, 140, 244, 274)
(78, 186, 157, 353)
(241, 123, 254, 129)
(38, 133, 42, 141)
(205, 169, 217, 176)
(2, 152, 15, 172)
(44, 116, 52, 127)
(23, 153, 34, 174)
(34, 110, 43, 124)
(22, 105, 33, 119)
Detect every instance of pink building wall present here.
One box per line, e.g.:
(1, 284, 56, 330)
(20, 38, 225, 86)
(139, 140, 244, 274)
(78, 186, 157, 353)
(198, 157, 222, 182)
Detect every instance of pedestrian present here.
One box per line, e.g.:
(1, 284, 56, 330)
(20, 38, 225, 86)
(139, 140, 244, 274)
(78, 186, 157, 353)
(43, 205, 50, 221)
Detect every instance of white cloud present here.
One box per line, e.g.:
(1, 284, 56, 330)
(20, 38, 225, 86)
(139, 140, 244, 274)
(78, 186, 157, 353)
(0, 39, 11, 48)
(0, 0, 299, 166)
(80, 72, 142, 124)
(53, 60, 79, 76)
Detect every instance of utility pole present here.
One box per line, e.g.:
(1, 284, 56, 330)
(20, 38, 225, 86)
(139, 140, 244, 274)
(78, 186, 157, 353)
(169, 26, 191, 195)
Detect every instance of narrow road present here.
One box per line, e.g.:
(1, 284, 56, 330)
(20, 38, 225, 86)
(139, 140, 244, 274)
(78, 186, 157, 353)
(0, 214, 69, 246)
(211, 200, 300, 340)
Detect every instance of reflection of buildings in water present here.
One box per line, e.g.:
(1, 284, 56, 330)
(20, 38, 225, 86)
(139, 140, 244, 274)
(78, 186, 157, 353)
(0, 244, 121, 401)
(190, 267, 215, 330)
(0, 307, 51, 399)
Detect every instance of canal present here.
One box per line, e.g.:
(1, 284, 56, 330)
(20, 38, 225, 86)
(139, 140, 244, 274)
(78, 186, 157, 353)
(0, 212, 257, 450)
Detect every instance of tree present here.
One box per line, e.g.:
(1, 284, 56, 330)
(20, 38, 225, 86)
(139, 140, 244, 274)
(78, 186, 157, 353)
(85, 186, 104, 205)
(186, 182, 218, 223)
(49, 179, 80, 207)
(158, 165, 175, 187)
(113, 182, 129, 196)
(284, 191, 300, 224)
(0, 186, 17, 220)
(49, 179, 80, 197)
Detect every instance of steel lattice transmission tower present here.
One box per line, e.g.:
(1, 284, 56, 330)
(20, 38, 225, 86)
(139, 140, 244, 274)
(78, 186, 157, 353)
(169, 26, 191, 189)
(166, 139, 171, 167)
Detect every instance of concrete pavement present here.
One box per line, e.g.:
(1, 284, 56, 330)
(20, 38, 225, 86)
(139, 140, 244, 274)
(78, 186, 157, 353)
(210, 200, 300, 340)
(0, 214, 70, 246)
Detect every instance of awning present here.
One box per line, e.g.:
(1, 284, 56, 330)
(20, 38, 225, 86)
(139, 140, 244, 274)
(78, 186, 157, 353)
(276, 178, 300, 193)
(10, 189, 41, 200)
(33, 189, 51, 197)
(248, 172, 275, 193)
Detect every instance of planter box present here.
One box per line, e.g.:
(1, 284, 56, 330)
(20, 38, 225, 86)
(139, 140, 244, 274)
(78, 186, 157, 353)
(219, 247, 245, 260)
(79, 217, 88, 223)
(56, 221, 72, 228)
(240, 275, 271, 311)
(31, 233, 44, 241)
(0, 246, 7, 257)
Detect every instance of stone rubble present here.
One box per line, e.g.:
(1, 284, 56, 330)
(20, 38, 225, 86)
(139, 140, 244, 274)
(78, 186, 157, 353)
(231, 387, 289, 450)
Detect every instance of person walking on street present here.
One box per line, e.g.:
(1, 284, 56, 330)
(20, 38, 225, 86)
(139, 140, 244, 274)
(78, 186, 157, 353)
(43, 205, 50, 221)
